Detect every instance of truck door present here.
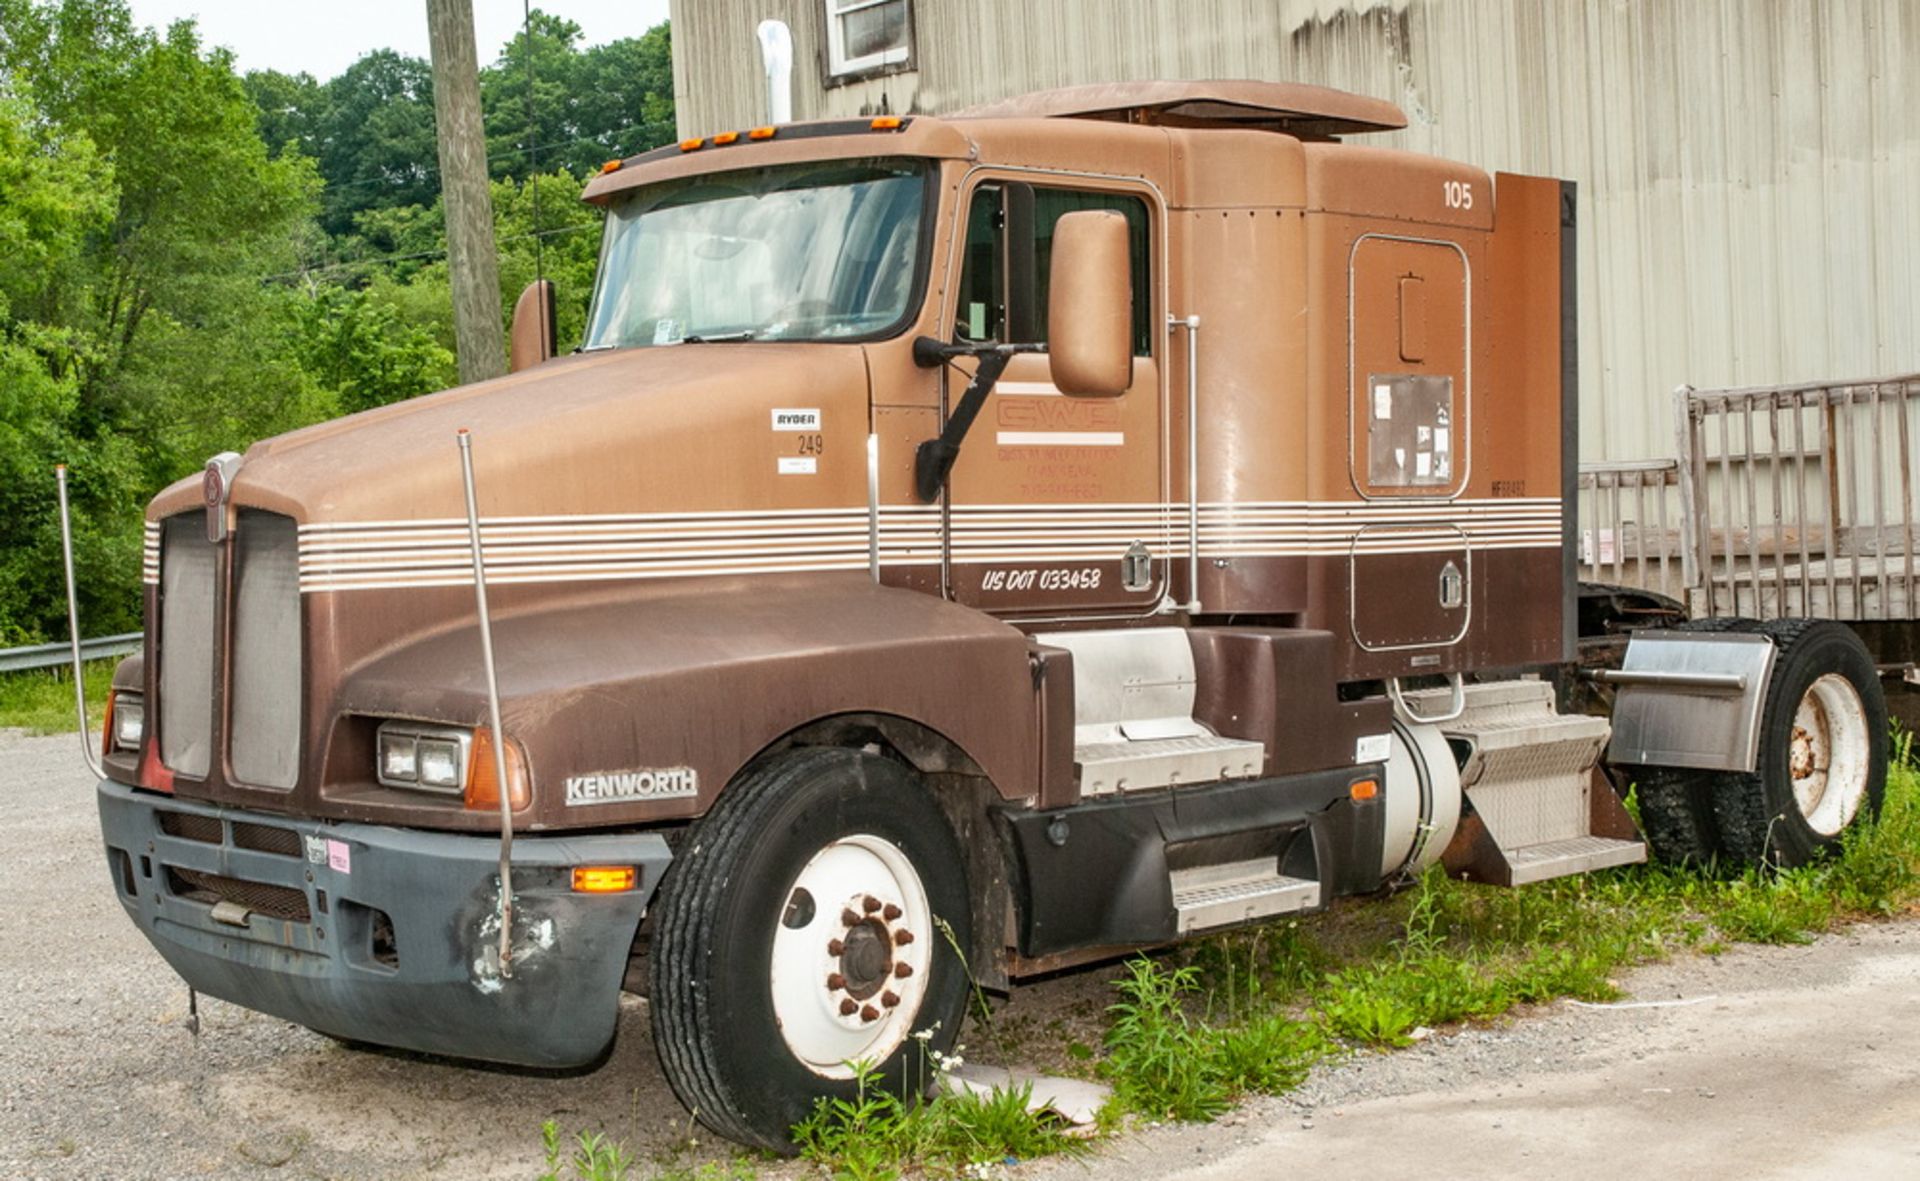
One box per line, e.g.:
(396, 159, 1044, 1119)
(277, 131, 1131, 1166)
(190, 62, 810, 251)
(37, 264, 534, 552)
(1347, 234, 1471, 651)
(942, 178, 1168, 617)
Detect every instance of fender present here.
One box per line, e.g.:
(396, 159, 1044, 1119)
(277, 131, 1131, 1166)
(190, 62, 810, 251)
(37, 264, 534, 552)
(326, 573, 1045, 828)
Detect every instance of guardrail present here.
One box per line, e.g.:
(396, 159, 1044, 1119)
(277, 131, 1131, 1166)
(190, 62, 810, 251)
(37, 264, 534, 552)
(0, 632, 142, 674)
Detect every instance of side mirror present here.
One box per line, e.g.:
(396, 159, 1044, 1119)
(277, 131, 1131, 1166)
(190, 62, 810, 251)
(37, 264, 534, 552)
(509, 279, 557, 372)
(1047, 211, 1133, 396)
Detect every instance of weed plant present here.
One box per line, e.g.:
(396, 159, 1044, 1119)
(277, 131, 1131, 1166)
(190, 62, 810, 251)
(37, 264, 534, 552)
(0, 659, 114, 733)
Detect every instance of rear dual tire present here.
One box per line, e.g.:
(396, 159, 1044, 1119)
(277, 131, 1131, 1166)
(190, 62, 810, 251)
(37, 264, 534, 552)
(1632, 618, 1887, 868)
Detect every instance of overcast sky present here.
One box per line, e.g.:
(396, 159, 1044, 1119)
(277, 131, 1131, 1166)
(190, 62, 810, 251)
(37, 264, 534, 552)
(124, 0, 672, 80)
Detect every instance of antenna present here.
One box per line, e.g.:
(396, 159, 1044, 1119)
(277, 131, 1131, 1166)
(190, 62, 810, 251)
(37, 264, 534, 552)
(524, 0, 542, 280)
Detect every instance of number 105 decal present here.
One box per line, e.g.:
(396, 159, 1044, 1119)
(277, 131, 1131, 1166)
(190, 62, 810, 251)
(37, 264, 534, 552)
(981, 567, 1104, 592)
(1443, 180, 1473, 209)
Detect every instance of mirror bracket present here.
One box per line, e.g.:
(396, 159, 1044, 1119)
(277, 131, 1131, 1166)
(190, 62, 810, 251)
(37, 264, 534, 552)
(911, 336, 1045, 502)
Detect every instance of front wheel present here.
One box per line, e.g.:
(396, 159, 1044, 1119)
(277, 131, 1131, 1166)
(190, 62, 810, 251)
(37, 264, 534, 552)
(649, 748, 973, 1152)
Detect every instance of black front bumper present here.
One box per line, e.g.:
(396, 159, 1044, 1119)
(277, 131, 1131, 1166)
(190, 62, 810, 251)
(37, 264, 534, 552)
(97, 779, 671, 1068)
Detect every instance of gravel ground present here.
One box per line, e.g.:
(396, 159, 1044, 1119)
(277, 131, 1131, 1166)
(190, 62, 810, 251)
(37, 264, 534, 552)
(6, 725, 1918, 1179)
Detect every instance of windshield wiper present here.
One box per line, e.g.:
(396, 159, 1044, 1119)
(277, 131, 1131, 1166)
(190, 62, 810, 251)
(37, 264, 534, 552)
(680, 330, 756, 344)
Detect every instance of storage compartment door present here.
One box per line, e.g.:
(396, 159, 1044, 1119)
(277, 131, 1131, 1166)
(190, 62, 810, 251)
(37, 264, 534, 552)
(1350, 524, 1470, 651)
(1350, 236, 1468, 499)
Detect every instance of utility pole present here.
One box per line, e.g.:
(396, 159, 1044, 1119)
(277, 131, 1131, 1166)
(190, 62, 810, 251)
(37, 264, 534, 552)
(426, 0, 505, 384)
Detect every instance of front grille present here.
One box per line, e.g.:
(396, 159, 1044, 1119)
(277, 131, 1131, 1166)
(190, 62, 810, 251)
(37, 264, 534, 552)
(232, 821, 301, 857)
(157, 810, 222, 844)
(230, 510, 302, 789)
(155, 509, 303, 788)
(165, 866, 311, 923)
(158, 517, 216, 778)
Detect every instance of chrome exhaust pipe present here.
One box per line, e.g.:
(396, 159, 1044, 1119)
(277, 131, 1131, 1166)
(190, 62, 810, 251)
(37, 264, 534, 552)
(457, 430, 515, 979)
(55, 465, 106, 780)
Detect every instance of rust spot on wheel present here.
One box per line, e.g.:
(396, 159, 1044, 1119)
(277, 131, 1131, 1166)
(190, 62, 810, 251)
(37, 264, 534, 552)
(826, 972, 846, 990)
(827, 938, 845, 956)
(862, 895, 883, 914)
(893, 929, 915, 946)
(860, 1004, 880, 1022)
(840, 908, 862, 928)
(882, 903, 902, 921)
(839, 998, 858, 1016)
(881, 990, 900, 1008)
(894, 962, 913, 978)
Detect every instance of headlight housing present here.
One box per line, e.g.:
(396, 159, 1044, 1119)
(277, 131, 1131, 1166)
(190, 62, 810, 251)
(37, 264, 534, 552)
(375, 722, 472, 795)
(111, 693, 145, 752)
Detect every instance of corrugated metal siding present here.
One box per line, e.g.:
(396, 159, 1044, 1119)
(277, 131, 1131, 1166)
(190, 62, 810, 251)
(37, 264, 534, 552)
(670, 0, 1920, 461)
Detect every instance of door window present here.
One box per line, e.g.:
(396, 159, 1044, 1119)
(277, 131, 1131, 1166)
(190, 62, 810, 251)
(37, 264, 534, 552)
(955, 182, 1152, 355)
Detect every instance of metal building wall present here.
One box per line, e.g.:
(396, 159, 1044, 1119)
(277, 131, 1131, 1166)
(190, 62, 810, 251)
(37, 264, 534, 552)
(670, 0, 1920, 462)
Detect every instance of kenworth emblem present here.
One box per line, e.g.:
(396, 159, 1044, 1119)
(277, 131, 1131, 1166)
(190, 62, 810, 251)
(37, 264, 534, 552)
(203, 451, 243, 543)
(564, 766, 700, 806)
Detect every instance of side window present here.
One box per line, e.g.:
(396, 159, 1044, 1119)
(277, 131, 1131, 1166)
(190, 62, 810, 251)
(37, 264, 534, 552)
(954, 182, 1152, 355)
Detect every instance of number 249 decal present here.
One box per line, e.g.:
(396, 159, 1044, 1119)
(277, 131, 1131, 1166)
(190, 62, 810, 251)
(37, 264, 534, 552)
(1443, 180, 1473, 210)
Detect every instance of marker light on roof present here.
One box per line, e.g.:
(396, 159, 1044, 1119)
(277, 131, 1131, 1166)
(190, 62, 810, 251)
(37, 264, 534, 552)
(678, 137, 705, 152)
(713, 131, 740, 145)
(599, 159, 622, 174)
(748, 125, 777, 140)
(870, 116, 903, 130)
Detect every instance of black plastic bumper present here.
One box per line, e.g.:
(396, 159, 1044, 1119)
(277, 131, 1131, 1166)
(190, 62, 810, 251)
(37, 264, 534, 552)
(97, 779, 671, 1068)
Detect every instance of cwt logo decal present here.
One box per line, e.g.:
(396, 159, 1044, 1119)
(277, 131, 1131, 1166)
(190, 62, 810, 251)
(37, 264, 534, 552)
(564, 766, 700, 806)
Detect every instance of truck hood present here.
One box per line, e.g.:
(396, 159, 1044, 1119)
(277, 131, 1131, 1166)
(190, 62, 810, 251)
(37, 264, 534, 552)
(149, 344, 872, 525)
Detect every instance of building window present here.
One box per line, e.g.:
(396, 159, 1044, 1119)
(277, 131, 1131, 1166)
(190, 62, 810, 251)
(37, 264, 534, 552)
(825, 0, 912, 81)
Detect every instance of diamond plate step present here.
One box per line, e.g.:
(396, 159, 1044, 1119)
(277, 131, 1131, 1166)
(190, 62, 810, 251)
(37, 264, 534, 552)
(1075, 734, 1264, 795)
(1171, 858, 1321, 932)
(1503, 835, 1647, 886)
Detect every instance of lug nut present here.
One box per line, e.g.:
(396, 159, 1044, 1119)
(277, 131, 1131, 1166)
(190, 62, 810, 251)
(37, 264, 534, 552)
(893, 929, 915, 946)
(862, 895, 883, 914)
(841, 908, 861, 927)
(894, 962, 913, 978)
(881, 990, 900, 1008)
(840, 998, 858, 1016)
(882, 903, 902, 921)
(827, 938, 845, 956)
(826, 972, 846, 990)
(860, 1004, 880, 1023)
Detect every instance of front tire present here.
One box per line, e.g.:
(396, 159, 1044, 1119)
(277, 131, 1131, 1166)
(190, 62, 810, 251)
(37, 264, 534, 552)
(649, 747, 973, 1153)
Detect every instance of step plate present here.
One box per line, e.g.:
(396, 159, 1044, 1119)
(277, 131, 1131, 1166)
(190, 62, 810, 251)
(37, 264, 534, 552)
(1172, 865, 1321, 933)
(1504, 835, 1647, 886)
(1075, 734, 1264, 794)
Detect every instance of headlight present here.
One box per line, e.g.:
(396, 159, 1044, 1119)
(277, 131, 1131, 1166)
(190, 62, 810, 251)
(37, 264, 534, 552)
(375, 722, 471, 795)
(112, 694, 144, 751)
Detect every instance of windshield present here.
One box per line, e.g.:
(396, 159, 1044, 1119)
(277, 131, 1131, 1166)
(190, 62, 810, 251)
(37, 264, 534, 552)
(583, 158, 931, 348)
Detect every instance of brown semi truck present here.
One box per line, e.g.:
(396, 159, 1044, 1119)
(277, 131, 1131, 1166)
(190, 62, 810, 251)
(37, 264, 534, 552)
(84, 81, 1889, 1151)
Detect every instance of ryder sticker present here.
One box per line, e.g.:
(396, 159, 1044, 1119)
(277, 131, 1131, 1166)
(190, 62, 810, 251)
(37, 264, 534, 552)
(771, 408, 821, 431)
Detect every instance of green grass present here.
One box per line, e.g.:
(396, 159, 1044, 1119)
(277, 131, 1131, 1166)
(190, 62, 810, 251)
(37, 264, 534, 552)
(0, 659, 115, 733)
(579, 747, 1919, 1177)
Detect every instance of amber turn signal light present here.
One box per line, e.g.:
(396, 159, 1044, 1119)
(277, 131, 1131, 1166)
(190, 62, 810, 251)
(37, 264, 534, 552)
(1349, 778, 1380, 801)
(678, 137, 705, 152)
(599, 159, 622, 174)
(572, 866, 638, 894)
(870, 116, 903, 130)
(712, 130, 740, 145)
(465, 727, 531, 812)
(747, 125, 777, 140)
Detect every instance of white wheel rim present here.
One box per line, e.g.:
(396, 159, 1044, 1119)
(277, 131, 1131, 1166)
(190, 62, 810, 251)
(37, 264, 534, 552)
(767, 834, 933, 1079)
(1789, 673, 1871, 837)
